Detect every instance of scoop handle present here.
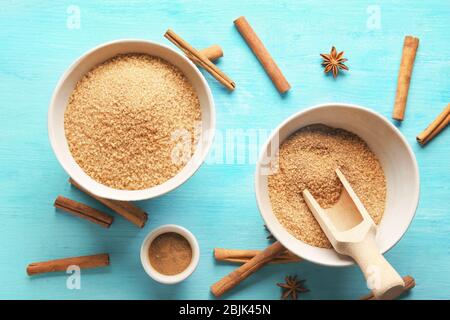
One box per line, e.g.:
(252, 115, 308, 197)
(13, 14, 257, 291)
(344, 234, 405, 300)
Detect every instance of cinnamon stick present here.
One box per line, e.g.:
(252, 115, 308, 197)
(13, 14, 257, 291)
(69, 178, 148, 228)
(214, 248, 301, 264)
(392, 36, 419, 121)
(54, 195, 113, 228)
(360, 275, 415, 300)
(164, 29, 235, 91)
(27, 253, 109, 276)
(234, 16, 291, 94)
(211, 241, 285, 297)
(417, 103, 450, 145)
(200, 45, 223, 62)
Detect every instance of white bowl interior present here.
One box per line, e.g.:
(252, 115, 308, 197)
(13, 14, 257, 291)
(48, 40, 215, 201)
(140, 224, 200, 284)
(255, 103, 419, 266)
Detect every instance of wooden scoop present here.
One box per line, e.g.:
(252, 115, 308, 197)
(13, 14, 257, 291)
(303, 168, 405, 300)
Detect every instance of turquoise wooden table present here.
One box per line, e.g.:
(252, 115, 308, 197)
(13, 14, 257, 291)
(0, 0, 449, 300)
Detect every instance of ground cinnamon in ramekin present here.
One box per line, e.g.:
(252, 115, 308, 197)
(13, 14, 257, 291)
(268, 124, 386, 248)
(148, 232, 192, 276)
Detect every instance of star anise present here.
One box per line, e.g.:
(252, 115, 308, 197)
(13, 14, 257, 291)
(320, 46, 349, 78)
(277, 275, 309, 300)
(264, 225, 276, 242)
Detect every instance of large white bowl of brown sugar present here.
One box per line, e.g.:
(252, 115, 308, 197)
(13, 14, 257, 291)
(255, 103, 419, 267)
(48, 40, 215, 201)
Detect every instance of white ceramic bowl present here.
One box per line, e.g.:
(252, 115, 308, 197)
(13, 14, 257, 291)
(48, 40, 215, 201)
(255, 103, 419, 267)
(140, 224, 200, 284)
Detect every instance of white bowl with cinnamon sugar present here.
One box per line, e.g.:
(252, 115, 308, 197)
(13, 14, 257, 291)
(48, 40, 215, 201)
(255, 103, 420, 267)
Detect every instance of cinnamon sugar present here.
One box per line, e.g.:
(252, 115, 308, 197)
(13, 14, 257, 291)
(64, 54, 201, 190)
(268, 124, 386, 248)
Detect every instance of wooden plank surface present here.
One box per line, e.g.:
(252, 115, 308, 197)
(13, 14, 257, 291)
(0, 0, 448, 299)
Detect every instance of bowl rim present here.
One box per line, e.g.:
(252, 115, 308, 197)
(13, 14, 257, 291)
(48, 39, 215, 201)
(255, 102, 420, 267)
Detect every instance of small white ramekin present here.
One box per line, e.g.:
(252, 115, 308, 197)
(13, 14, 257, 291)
(140, 224, 200, 284)
(48, 39, 215, 201)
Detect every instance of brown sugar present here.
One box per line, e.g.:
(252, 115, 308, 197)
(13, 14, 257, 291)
(64, 54, 201, 190)
(268, 124, 386, 248)
(148, 232, 192, 275)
